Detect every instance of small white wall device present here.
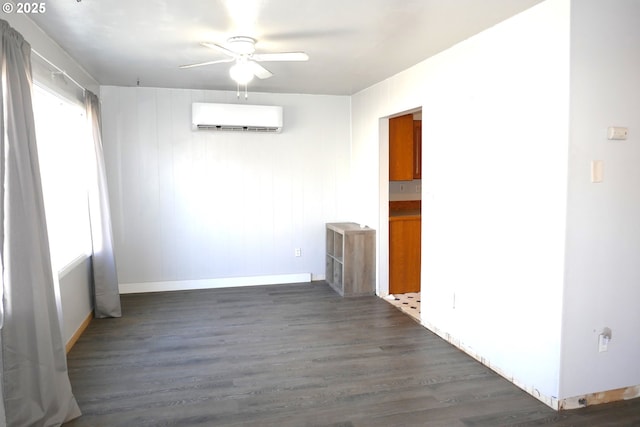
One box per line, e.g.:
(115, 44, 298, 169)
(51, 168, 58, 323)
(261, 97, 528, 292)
(607, 127, 628, 140)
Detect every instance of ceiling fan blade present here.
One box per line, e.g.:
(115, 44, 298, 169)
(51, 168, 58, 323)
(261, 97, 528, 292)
(179, 58, 234, 69)
(201, 42, 239, 58)
(252, 52, 309, 62)
(249, 61, 273, 79)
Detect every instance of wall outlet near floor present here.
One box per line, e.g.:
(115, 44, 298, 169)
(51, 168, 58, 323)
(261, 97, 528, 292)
(295, 248, 302, 257)
(598, 334, 609, 352)
(598, 327, 612, 353)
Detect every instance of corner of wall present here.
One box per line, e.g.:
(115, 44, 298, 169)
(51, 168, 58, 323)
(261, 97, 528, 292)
(421, 318, 561, 410)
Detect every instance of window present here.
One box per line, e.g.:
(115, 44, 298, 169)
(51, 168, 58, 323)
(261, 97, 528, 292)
(32, 84, 92, 273)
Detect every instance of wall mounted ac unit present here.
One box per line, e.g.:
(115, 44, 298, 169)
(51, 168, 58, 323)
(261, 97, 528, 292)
(192, 102, 283, 132)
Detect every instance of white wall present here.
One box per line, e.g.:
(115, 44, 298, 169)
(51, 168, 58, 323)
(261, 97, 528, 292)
(352, 0, 570, 407)
(59, 258, 93, 345)
(100, 86, 351, 290)
(561, 0, 640, 400)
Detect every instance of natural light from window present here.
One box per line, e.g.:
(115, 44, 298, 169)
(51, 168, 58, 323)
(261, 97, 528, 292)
(32, 84, 92, 274)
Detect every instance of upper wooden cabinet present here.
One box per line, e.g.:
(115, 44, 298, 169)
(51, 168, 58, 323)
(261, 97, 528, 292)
(389, 114, 413, 181)
(413, 120, 422, 179)
(389, 114, 422, 181)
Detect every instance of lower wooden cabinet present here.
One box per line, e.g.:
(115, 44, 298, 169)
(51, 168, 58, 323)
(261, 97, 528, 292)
(389, 216, 421, 294)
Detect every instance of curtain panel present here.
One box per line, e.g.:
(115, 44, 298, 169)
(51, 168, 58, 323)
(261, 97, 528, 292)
(0, 19, 81, 425)
(86, 91, 122, 318)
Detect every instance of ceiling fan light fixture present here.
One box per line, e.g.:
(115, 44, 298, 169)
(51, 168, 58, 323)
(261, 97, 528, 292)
(229, 61, 254, 85)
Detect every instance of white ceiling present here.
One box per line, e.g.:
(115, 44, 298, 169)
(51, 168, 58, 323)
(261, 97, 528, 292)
(29, 0, 543, 95)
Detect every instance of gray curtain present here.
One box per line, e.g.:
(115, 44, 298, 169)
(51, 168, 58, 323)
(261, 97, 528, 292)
(0, 19, 81, 426)
(86, 91, 122, 318)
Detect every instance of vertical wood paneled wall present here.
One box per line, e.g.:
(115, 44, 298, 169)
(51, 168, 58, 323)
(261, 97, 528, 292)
(100, 86, 351, 289)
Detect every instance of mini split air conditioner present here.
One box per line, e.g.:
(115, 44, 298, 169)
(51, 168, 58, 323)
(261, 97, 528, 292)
(192, 102, 283, 132)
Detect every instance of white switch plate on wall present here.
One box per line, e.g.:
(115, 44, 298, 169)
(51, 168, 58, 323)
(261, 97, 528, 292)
(591, 160, 604, 183)
(607, 126, 628, 140)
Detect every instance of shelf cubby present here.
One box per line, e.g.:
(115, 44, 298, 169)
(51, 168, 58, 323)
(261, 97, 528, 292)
(325, 222, 375, 297)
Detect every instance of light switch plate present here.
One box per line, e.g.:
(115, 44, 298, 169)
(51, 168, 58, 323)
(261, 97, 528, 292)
(591, 160, 603, 183)
(608, 127, 628, 140)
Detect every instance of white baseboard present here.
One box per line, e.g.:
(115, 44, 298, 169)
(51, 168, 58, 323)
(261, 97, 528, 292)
(119, 273, 312, 294)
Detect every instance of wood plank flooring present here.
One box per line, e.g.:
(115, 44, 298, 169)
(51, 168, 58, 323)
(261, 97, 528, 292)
(64, 282, 640, 426)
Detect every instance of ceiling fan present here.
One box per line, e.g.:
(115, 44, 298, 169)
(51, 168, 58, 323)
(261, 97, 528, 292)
(180, 36, 309, 85)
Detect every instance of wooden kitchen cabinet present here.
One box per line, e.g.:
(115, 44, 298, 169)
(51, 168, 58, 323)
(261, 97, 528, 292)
(389, 215, 421, 294)
(389, 114, 422, 181)
(413, 120, 422, 179)
(389, 114, 414, 181)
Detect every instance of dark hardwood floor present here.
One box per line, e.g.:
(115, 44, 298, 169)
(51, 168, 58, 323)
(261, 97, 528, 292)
(64, 282, 640, 426)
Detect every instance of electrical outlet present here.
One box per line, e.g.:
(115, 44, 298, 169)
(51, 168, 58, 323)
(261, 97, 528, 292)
(294, 248, 302, 257)
(598, 334, 609, 352)
(599, 327, 612, 353)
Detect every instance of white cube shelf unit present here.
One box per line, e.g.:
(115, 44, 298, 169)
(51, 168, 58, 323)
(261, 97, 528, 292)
(325, 222, 376, 297)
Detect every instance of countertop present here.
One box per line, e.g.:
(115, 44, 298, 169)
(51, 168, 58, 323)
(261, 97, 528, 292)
(389, 200, 421, 221)
(389, 209, 421, 221)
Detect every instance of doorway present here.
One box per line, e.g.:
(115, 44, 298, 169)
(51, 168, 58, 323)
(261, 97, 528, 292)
(383, 109, 422, 322)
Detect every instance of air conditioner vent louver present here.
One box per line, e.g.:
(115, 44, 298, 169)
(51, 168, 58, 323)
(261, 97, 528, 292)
(196, 125, 280, 132)
(192, 103, 283, 133)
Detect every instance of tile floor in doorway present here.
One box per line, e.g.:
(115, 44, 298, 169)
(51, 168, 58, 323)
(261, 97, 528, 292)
(384, 292, 421, 323)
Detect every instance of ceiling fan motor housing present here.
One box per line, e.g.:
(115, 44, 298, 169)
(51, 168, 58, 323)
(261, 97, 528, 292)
(227, 36, 256, 55)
